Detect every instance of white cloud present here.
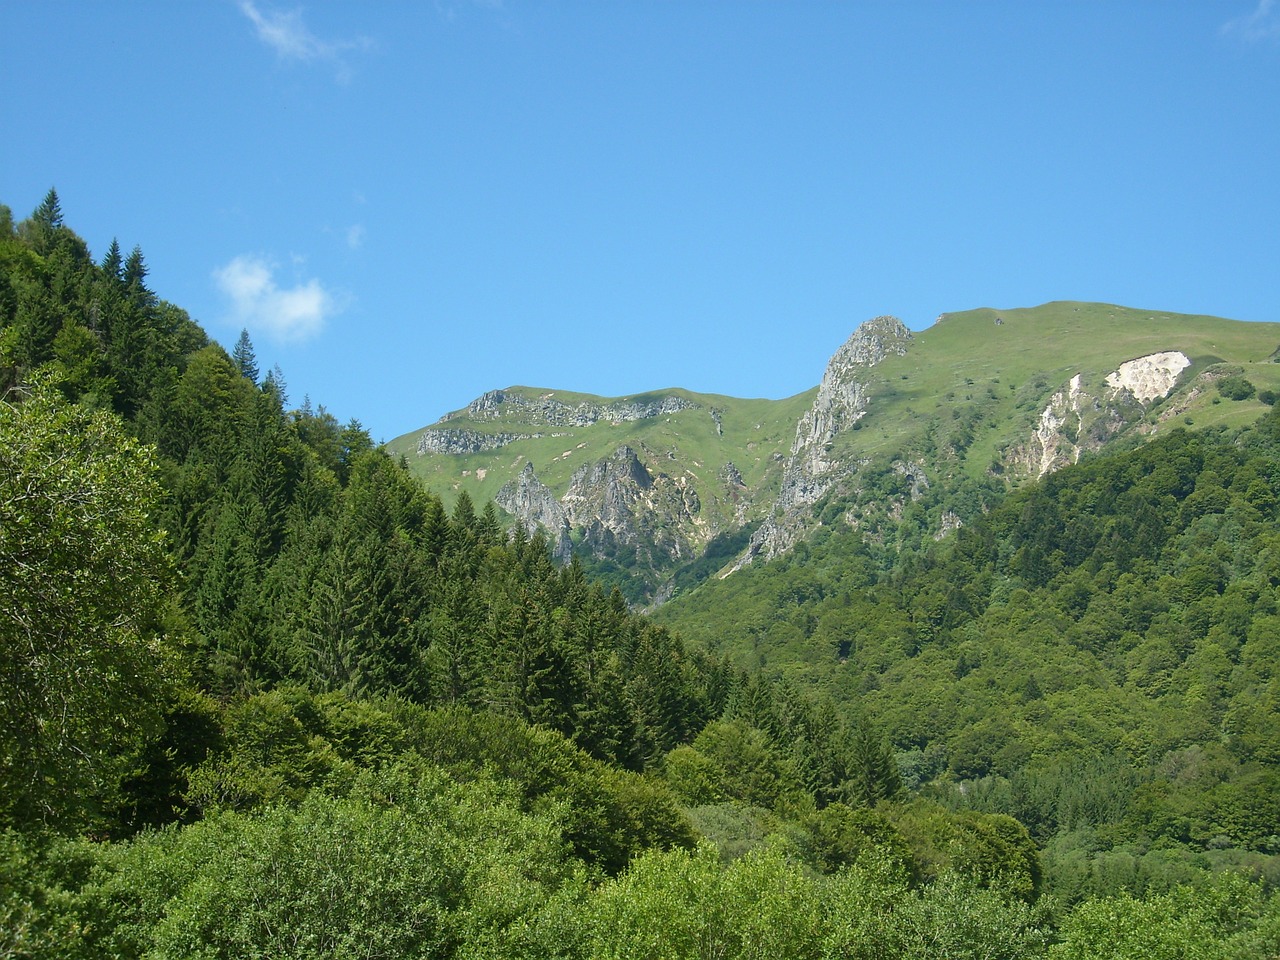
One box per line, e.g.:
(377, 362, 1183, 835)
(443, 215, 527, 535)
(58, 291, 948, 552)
(239, 1, 373, 79)
(214, 255, 339, 342)
(1222, 0, 1280, 41)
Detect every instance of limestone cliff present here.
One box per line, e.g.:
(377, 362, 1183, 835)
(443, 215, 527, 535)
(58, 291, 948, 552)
(498, 445, 707, 578)
(742, 315, 913, 564)
(447, 389, 699, 428)
(495, 462, 572, 560)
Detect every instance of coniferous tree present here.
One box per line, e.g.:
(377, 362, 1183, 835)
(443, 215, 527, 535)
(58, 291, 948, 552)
(263, 363, 288, 407)
(100, 238, 123, 285)
(122, 245, 151, 305)
(19, 188, 63, 256)
(231, 328, 259, 384)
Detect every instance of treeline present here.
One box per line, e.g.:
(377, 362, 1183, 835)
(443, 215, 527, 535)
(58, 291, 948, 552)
(0, 190, 722, 818)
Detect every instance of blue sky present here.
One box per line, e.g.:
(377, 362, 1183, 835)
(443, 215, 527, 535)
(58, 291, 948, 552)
(3, 1, 1278, 442)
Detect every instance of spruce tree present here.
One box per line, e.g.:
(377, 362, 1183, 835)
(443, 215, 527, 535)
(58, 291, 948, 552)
(122, 245, 153, 307)
(232, 328, 259, 383)
(20, 188, 64, 255)
(100, 238, 124, 285)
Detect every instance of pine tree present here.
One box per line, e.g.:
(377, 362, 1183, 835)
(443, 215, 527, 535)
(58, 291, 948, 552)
(232, 328, 259, 383)
(263, 363, 288, 407)
(122, 245, 154, 308)
(20, 188, 64, 256)
(846, 719, 903, 806)
(100, 238, 124, 285)
(33, 188, 62, 229)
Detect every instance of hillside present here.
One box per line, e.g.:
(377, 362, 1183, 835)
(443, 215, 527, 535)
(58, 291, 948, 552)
(392, 302, 1280, 602)
(386, 386, 814, 600)
(7, 194, 1280, 957)
(655, 405, 1280, 900)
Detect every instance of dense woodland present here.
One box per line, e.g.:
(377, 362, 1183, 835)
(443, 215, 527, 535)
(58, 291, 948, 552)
(2, 191, 1279, 957)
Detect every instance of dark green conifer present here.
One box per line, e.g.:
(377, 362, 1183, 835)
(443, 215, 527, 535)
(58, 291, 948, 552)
(231, 328, 259, 383)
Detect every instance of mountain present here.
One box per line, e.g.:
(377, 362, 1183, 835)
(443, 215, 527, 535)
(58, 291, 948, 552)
(386, 386, 814, 601)
(388, 302, 1280, 602)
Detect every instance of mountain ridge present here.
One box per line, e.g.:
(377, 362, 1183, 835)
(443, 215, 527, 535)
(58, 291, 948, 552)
(387, 301, 1280, 603)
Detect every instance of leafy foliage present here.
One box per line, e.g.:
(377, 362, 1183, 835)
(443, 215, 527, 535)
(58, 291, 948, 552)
(0, 376, 176, 829)
(660, 410, 1280, 900)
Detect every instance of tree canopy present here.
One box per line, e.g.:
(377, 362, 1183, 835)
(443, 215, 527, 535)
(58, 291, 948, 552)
(0, 375, 175, 828)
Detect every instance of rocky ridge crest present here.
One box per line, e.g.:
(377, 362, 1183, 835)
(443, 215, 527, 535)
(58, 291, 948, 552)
(448, 389, 698, 427)
(740, 315, 913, 564)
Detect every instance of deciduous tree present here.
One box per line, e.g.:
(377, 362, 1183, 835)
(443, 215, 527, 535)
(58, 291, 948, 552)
(0, 376, 176, 827)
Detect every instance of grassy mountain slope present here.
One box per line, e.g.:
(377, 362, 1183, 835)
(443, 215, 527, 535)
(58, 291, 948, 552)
(388, 385, 813, 513)
(389, 303, 1280, 603)
(844, 301, 1280, 471)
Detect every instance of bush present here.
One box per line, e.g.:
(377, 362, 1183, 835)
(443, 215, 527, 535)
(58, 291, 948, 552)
(1217, 376, 1256, 401)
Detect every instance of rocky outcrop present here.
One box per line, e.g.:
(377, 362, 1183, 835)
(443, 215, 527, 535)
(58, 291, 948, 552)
(496, 445, 709, 582)
(444, 389, 699, 427)
(1018, 374, 1096, 478)
(417, 390, 698, 455)
(741, 316, 913, 564)
(417, 429, 542, 456)
(562, 446, 700, 563)
(1106, 352, 1190, 403)
(720, 461, 745, 488)
(1007, 352, 1189, 478)
(496, 463, 572, 560)
(563, 446, 653, 543)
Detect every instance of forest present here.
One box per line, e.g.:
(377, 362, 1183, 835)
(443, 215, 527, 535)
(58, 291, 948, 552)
(2, 191, 1279, 958)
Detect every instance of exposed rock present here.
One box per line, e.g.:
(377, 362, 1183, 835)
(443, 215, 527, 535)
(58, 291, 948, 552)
(935, 510, 963, 540)
(495, 463, 572, 560)
(495, 444, 712, 588)
(416, 428, 539, 456)
(564, 445, 652, 537)
(894, 459, 930, 500)
(1020, 374, 1094, 478)
(720, 461, 745, 488)
(741, 315, 913, 565)
(1006, 354, 1184, 479)
(1105, 351, 1190, 403)
(442, 389, 700, 428)
(563, 446, 704, 564)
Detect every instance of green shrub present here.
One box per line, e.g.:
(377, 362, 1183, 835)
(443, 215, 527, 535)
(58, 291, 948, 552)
(1217, 376, 1256, 401)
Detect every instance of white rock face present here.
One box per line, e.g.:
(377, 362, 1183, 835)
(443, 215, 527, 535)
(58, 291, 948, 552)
(1029, 374, 1088, 477)
(1012, 352, 1187, 480)
(1106, 352, 1190, 403)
